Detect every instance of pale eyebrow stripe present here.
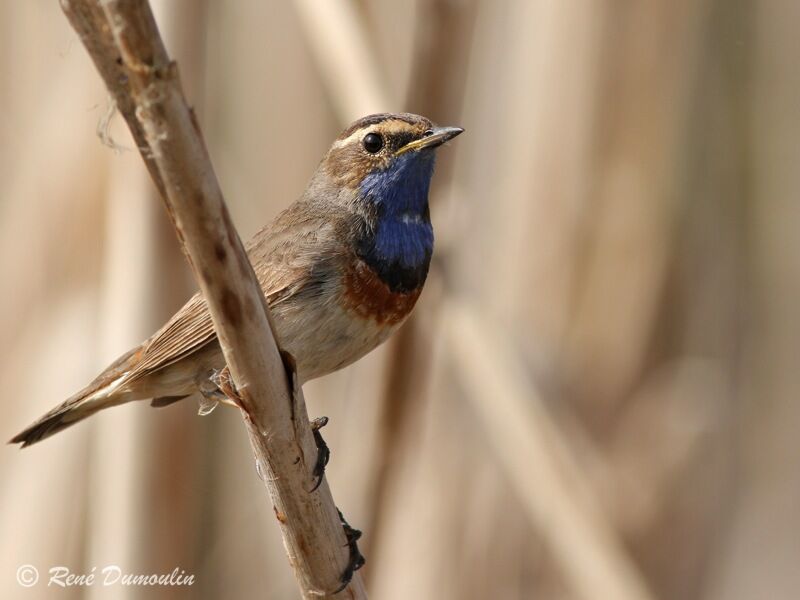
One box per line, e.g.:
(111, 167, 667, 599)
(331, 120, 418, 149)
(332, 129, 365, 149)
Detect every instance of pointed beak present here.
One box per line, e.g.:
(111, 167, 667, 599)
(396, 125, 464, 155)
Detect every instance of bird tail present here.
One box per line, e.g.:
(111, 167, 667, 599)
(9, 347, 142, 448)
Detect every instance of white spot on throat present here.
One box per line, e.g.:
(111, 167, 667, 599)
(400, 213, 423, 224)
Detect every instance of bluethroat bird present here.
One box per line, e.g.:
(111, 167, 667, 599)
(11, 113, 463, 447)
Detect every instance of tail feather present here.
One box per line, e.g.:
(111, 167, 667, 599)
(9, 347, 142, 448)
(9, 396, 103, 448)
(150, 395, 188, 408)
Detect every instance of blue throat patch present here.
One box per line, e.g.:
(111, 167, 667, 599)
(359, 152, 435, 265)
(355, 152, 435, 293)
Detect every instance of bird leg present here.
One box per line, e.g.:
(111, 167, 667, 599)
(198, 366, 242, 410)
(275, 350, 331, 492)
(211, 366, 240, 404)
(333, 508, 366, 593)
(274, 351, 363, 589)
(309, 416, 330, 492)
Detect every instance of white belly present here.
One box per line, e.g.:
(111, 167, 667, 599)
(272, 294, 399, 382)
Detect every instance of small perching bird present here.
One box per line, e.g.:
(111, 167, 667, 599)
(11, 113, 463, 447)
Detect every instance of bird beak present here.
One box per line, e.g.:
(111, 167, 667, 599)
(396, 125, 464, 155)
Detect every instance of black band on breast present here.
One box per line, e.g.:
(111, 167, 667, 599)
(361, 251, 431, 294)
(352, 211, 431, 294)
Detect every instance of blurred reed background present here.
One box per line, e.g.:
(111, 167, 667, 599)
(0, 1, 797, 599)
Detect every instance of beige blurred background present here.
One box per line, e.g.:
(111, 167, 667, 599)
(1, 1, 797, 599)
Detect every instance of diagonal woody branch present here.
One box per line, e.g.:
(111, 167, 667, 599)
(59, 1, 367, 597)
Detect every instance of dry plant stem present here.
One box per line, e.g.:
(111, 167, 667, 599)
(446, 301, 654, 600)
(59, 1, 367, 597)
(292, 0, 386, 120)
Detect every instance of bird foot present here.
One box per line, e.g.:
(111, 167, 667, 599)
(275, 350, 327, 490)
(198, 367, 243, 411)
(309, 416, 330, 492)
(211, 366, 241, 404)
(333, 508, 366, 593)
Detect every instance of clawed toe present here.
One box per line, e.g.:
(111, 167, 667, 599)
(210, 367, 243, 408)
(309, 416, 330, 492)
(333, 508, 365, 593)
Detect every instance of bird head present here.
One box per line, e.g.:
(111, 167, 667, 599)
(318, 113, 463, 208)
(308, 113, 463, 292)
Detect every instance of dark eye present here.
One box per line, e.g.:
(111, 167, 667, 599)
(362, 132, 384, 153)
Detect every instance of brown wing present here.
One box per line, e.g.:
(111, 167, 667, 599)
(125, 203, 345, 384)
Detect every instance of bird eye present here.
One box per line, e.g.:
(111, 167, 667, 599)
(362, 132, 384, 153)
(423, 129, 434, 137)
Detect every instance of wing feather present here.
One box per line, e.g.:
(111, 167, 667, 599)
(125, 203, 346, 384)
